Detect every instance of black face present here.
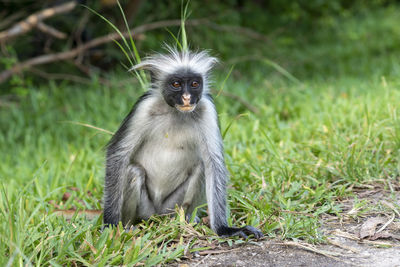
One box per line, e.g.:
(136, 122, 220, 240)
(162, 69, 203, 112)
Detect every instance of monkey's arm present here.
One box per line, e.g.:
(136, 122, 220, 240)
(103, 93, 151, 226)
(201, 99, 263, 239)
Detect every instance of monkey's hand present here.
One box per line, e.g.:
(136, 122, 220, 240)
(217, 225, 264, 239)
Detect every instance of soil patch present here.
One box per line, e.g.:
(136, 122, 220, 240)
(176, 239, 400, 267)
(176, 187, 400, 267)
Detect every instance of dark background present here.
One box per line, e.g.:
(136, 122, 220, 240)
(1, 0, 399, 92)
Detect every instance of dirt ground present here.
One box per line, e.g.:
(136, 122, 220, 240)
(179, 238, 400, 267)
(175, 187, 400, 267)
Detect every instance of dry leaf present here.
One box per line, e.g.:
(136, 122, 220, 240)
(359, 217, 386, 239)
(370, 231, 400, 241)
(370, 231, 393, 240)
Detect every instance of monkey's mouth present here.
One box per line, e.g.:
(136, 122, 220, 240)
(176, 104, 196, 112)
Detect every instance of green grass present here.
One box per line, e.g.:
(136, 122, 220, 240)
(1, 5, 400, 266)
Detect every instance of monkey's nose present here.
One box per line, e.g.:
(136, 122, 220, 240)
(182, 94, 191, 106)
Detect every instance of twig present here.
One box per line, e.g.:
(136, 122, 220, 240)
(376, 213, 395, 234)
(61, 121, 114, 135)
(194, 253, 211, 267)
(332, 229, 360, 241)
(0, 11, 26, 31)
(36, 22, 67, 39)
(0, 19, 204, 84)
(0, 1, 77, 42)
(327, 238, 360, 253)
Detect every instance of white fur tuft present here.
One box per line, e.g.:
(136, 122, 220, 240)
(130, 46, 218, 93)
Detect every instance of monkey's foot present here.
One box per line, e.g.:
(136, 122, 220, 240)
(217, 225, 264, 239)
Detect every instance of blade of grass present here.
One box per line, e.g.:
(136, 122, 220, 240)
(116, 0, 140, 64)
(121, 62, 146, 89)
(0, 184, 14, 254)
(165, 28, 182, 50)
(180, 0, 191, 51)
(83, 5, 131, 53)
(222, 113, 248, 139)
(261, 58, 302, 85)
(113, 39, 134, 67)
(60, 121, 113, 135)
(84, 4, 148, 89)
(116, 0, 147, 85)
(216, 65, 235, 97)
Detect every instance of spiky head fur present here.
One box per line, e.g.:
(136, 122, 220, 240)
(130, 47, 218, 95)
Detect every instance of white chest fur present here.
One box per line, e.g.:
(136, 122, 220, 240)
(133, 113, 202, 208)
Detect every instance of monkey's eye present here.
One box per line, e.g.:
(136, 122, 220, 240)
(191, 81, 200, 88)
(171, 81, 181, 88)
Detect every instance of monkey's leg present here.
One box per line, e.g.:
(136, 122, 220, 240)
(160, 164, 204, 220)
(182, 164, 205, 222)
(121, 165, 156, 227)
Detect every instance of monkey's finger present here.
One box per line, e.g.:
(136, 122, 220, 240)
(238, 231, 249, 239)
(254, 230, 264, 239)
(242, 226, 264, 239)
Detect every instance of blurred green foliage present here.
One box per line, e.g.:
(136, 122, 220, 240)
(1, 0, 399, 91)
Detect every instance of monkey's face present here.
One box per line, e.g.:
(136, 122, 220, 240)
(162, 71, 203, 113)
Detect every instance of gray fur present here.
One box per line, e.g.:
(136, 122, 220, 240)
(103, 48, 263, 239)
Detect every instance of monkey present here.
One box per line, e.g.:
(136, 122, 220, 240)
(103, 47, 263, 239)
